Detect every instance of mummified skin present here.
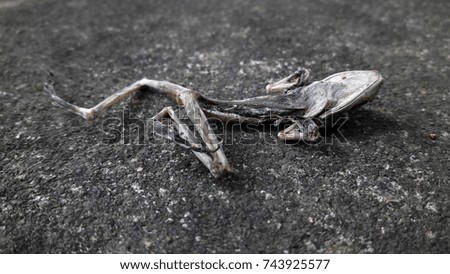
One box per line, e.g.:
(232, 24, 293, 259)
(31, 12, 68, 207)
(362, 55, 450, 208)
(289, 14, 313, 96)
(45, 68, 383, 177)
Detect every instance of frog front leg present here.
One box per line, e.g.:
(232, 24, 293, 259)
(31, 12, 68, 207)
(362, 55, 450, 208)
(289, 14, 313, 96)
(277, 118, 320, 142)
(266, 67, 310, 94)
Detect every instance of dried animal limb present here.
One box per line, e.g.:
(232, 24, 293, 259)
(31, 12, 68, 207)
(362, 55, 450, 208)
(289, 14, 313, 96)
(45, 68, 383, 177)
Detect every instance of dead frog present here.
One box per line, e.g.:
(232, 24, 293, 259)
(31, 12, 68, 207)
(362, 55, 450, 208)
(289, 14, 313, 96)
(45, 68, 383, 177)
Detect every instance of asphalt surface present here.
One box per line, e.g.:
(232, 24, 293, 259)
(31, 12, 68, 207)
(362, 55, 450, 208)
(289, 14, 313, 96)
(1, 0, 449, 253)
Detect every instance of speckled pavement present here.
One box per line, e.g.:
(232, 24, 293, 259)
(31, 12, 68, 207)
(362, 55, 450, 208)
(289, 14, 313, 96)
(0, 0, 449, 253)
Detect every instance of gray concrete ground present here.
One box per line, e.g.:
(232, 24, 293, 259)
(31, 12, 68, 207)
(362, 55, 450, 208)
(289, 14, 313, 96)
(0, 0, 449, 253)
